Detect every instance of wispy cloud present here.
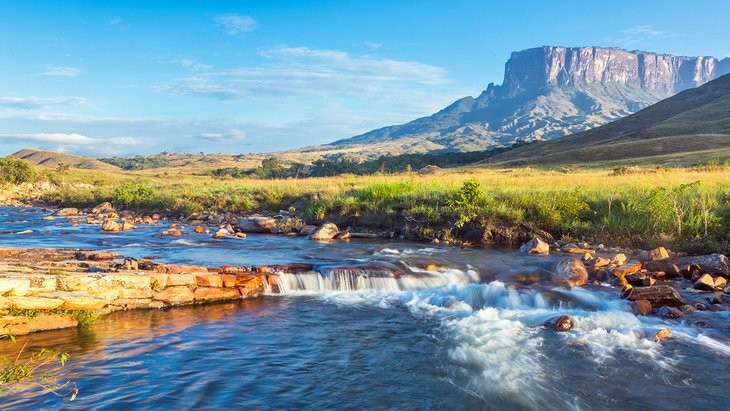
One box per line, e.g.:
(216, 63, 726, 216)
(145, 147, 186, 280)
(0, 96, 87, 109)
(160, 46, 450, 100)
(364, 42, 383, 50)
(0, 132, 143, 156)
(107, 17, 129, 31)
(198, 129, 246, 142)
(214, 14, 258, 35)
(609, 25, 675, 48)
(39, 66, 81, 77)
(169, 58, 213, 71)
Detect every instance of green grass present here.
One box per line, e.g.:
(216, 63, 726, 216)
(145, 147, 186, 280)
(20, 164, 730, 253)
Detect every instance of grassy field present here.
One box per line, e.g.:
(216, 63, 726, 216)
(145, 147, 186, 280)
(17, 163, 730, 253)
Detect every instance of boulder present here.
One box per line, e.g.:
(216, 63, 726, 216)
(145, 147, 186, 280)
(630, 300, 652, 316)
(53, 207, 78, 216)
(644, 261, 682, 277)
(417, 165, 445, 175)
(520, 237, 549, 254)
(300, 225, 317, 236)
(589, 257, 611, 269)
(715, 276, 727, 289)
(308, 222, 340, 241)
(611, 253, 627, 266)
(92, 202, 114, 214)
(237, 216, 277, 233)
(642, 277, 656, 287)
(694, 274, 715, 291)
(610, 262, 643, 278)
(555, 258, 588, 287)
(121, 221, 135, 231)
(674, 254, 730, 276)
(646, 247, 669, 261)
(213, 229, 229, 238)
(655, 328, 672, 343)
(101, 220, 121, 232)
(657, 306, 683, 318)
(625, 285, 685, 307)
(544, 315, 572, 331)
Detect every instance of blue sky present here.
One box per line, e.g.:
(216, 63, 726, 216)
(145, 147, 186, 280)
(1, 0, 729, 157)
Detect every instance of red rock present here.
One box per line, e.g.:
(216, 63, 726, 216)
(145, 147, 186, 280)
(555, 258, 588, 287)
(195, 275, 223, 287)
(611, 262, 643, 278)
(647, 247, 669, 261)
(153, 286, 195, 305)
(694, 274, 715, 291)
(630, 300, 652, 316)
(193, 287, 241, 302)
(544, 315, 573, 331)
(655, 328, 672, 342)
(644, 261, 682, 277)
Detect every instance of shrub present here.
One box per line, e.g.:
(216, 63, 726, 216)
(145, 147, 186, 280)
(0, 156, 37, 185)
(114, 181, 155, 207)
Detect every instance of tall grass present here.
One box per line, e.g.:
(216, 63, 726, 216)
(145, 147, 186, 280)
(26, 166, 730, 251)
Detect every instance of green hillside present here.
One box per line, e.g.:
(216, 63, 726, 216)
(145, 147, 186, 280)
(492, 73, 730, 166)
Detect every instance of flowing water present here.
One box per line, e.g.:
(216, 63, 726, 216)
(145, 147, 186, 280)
(1, 206, 730, 410)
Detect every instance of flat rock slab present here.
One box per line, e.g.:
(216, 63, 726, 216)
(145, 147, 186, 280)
(626, 285, 685, 307)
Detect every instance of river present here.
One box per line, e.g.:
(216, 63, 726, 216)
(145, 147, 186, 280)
(1, 206, 729, 410)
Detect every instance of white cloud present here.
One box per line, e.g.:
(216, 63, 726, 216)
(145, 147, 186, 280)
(39, 66, 81, 77)
(161, 46, 450, 100)
(610, 25, 675, 47)
(0, 96, 87, 109)
(0, 132, 94, 144)
(214, 14, 257, 35)
(198, 129, 246, 142)
(364, 42, 383, 50)
(107, 18, 129, 31)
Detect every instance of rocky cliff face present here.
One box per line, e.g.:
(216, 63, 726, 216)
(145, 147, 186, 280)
(327, 46, 730, 156)
(502, 46, 728, 96)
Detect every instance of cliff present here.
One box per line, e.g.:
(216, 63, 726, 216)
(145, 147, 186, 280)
(324, 46, 730, 156)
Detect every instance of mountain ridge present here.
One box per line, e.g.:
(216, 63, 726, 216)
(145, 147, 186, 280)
(490, 72, 730, 165)
(326, 46, 730, 156)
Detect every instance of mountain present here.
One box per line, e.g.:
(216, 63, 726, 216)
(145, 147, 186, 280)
(12, 149, 120, 170)
(491, 73, 730, 165)
(326, 46, 730, 156)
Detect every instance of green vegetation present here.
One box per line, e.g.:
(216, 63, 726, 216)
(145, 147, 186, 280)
(210, 144, 524, 179)
(0, 156, 37, 185)
(0, 338, 73, 398)
(100, 156, 170, 170)
(25, 164, 730, 253)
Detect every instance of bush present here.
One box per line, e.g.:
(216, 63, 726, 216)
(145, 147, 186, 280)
(114, 182, 155, 207)
(0, 156, 37, 185)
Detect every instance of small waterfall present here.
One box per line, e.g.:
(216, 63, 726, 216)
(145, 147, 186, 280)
(274, 265, 480, 294)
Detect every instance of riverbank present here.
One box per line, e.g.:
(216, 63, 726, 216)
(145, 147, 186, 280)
(4, 165, 729, 254)
(0, 247, 286, 336)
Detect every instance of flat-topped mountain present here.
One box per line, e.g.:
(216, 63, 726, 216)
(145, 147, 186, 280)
(322, 46, 730, 157)
(491, 72, 730, 165)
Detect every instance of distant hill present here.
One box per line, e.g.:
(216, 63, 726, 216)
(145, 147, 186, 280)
(319, 46, 730, 158)
(491, 73, 730, 166)
(11, 149, 120, 170)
